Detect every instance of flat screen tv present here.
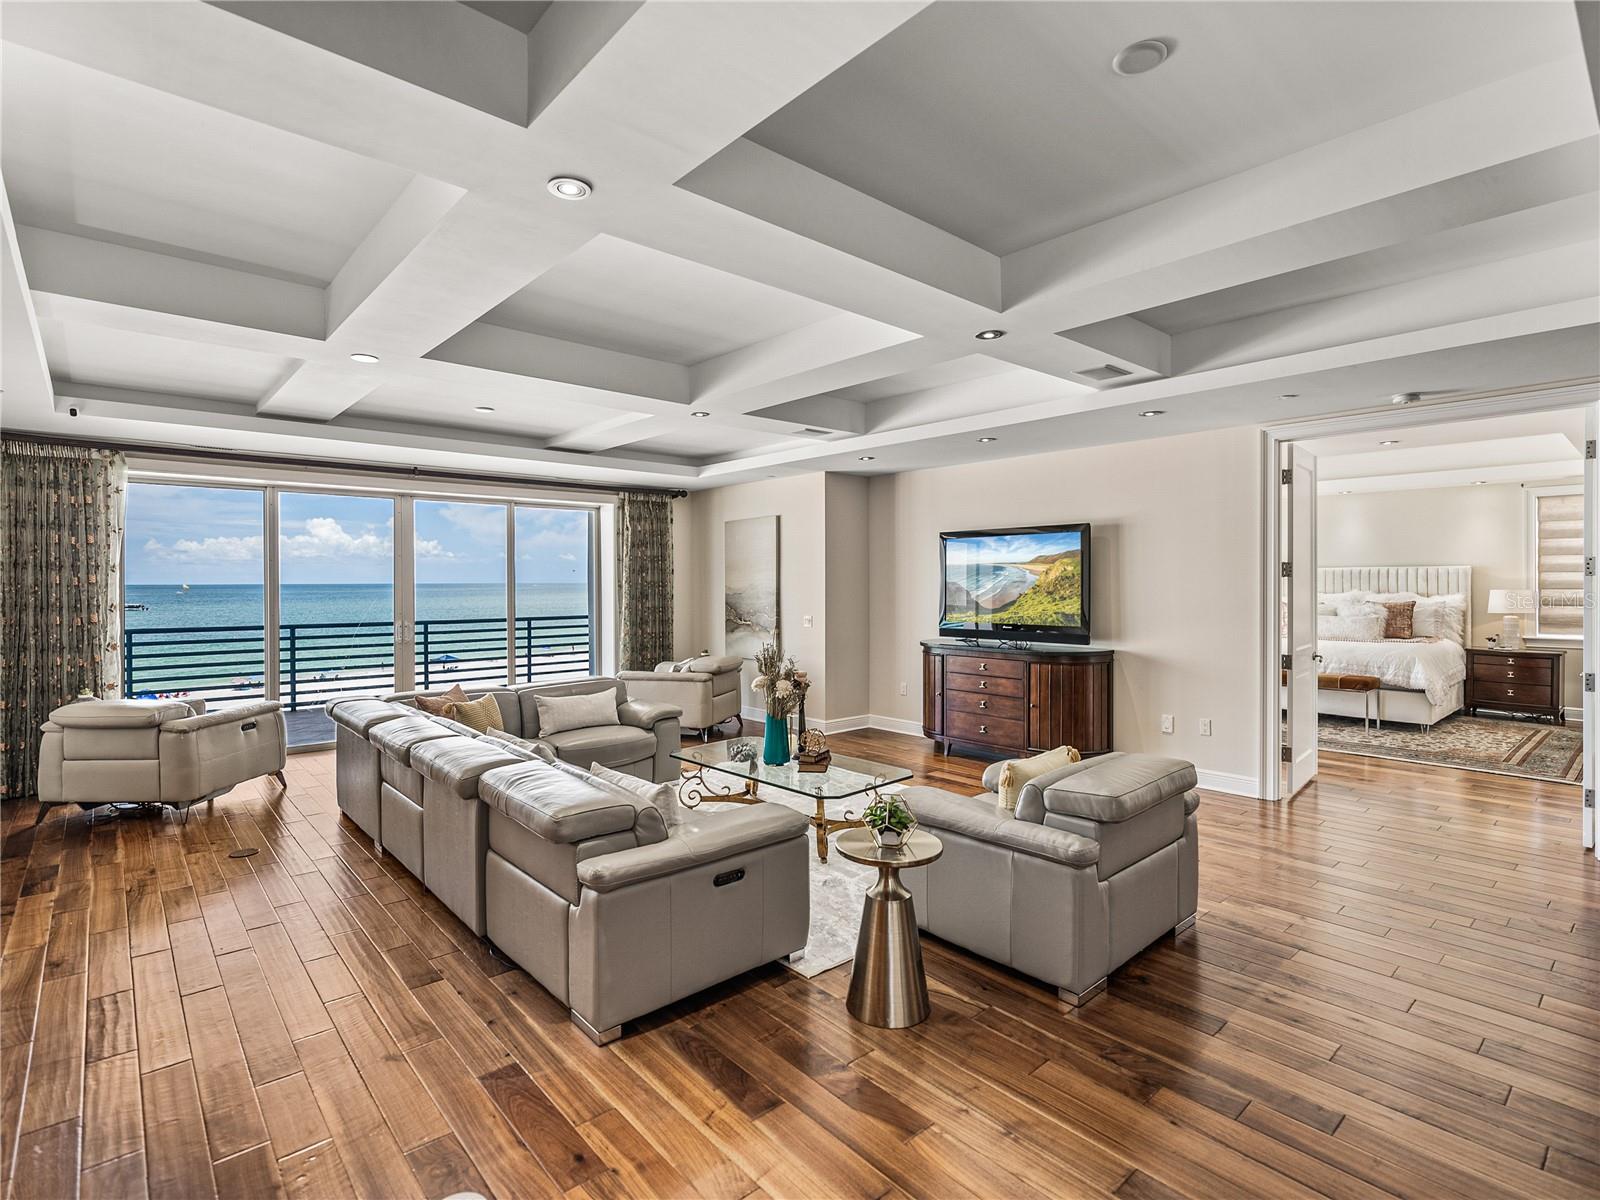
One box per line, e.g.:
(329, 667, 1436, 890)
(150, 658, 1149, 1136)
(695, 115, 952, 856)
(939, 523, 1090, 644)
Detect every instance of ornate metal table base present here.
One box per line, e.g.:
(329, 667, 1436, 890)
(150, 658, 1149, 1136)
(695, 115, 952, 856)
(678, 766, 866, 863)
(847, 865, 929, 1028)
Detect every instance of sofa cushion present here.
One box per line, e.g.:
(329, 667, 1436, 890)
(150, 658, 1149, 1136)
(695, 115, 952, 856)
(535, 690, 620, 736)
(541, 725, 655, 770)
(48, 698, 195, 728)
(517, 679, 625, 737)
(412, 736, 523, 798)
(327, 698, 411, 737)
(370, 716, 458, 765)
(480, 758, 646, 845)
(588, 761, 682, 830)
(900, 787, 1099, 867)
(1036, 753, 1198, 824)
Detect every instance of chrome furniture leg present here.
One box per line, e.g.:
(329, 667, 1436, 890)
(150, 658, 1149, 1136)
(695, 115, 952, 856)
(847, 863, 930, 1028)
(1058, 978, 1107, 1007)
(571, 1011, 621, 1046)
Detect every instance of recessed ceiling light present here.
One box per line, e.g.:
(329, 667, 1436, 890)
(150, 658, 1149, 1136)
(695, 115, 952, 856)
(1112, 38, 1173, 76)
(859, 455, 876, 462)
(1472, 479, 1488, 485)
(975, 329, 1006, 340)
(977, 436, 997, 443)
(349, 352, 379, 364)
(547, 176, 592, 200)
(1379, 439, 1400, 446)
(474, 405, 495, 413)
(1279, 393, 1299, 400)
(689, 410, 710, 418)
(1139, 410, 1165, 418)
(1391, 392, 1420, 405)
(1339, 490, 1353, 496)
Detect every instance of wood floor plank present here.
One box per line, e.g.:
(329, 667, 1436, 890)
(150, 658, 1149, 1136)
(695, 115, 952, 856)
(294, 1028, 425, 1200)
(141, 1061, 217, 1200)
(181, 984, 270, 1162)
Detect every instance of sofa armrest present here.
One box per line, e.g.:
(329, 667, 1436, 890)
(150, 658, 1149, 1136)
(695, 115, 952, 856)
(980, 759, 1015, 793)
(619, 670, 714, 685)
(901, 787, 1099, 867)
(617, 698, 683, 729)
(49, 698, 196, 729)
(577, 805, 807, 892)
(160, 700, 281, 736)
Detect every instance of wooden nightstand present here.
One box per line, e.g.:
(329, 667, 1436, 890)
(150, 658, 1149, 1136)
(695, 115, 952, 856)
(1465, 647, 1566, 725)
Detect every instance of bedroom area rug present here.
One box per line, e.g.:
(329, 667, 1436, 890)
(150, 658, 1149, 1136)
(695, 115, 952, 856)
(1317, 713, 1583, 783)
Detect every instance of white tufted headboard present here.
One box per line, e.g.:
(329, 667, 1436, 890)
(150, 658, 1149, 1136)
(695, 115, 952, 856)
(1318, 565, 1473, 645)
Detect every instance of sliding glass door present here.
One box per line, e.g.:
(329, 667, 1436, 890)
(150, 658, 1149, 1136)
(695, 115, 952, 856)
(415, 500, 509, 693)
(124, 479, 600, 747)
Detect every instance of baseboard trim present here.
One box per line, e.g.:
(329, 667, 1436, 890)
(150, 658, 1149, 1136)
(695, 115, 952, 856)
(1195, 769, 1260, 798)
(866, 714, 925, 738)
(737, 708, 873, 736)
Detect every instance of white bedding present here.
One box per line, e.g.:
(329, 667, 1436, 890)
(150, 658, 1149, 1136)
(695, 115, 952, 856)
(1316, 638, 1466, 706)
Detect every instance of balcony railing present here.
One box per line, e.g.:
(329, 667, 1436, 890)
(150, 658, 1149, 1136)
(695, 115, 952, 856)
(124, 614, 594, 712)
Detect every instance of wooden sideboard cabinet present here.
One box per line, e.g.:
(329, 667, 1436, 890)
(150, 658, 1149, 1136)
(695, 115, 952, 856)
(921, 639, 1113, 758)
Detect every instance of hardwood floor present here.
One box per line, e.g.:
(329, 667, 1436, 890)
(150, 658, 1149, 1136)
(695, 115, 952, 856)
(2, 730, 1597, 1199)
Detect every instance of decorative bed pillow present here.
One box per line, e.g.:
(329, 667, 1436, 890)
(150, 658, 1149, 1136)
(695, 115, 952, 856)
(535, 690, 620, 736)
(415, 683, 469, 715)
(590, 761, 682, 830)
(997, 745, 1081, 815)
(442, 693, 504, 733)
(1317, 613, 1385, 642)
(1380, 601, 1416, 640)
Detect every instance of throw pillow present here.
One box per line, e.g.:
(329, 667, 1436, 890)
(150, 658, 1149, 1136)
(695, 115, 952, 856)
(1317, 613, 1385, 642)
(590, 761, 682, 830)
(442, 693, 504, 733)
(415, 683, 469, 715)
(535, 689, 621, 736)
(997, 745, 1081, 815)
(1381, 600, 1416, 640)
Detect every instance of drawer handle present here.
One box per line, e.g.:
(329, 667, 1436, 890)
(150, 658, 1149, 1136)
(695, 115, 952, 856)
(978, 724, 987, 734)
(978, 699, 988, 709)
(977, 680, 988, 690)
(978, 662, 988, 672)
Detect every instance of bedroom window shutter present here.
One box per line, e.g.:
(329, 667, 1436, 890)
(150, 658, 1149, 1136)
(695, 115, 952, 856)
(1534, 491, 1584, 637)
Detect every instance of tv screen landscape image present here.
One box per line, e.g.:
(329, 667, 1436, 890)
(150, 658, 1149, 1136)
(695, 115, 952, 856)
(940, 524, 1089, 643)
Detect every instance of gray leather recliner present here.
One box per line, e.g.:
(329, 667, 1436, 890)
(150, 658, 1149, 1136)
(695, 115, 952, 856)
(899, 752, 1199, 1006)
(618, 654, 744, 739)
(477, 754, 809, 1043)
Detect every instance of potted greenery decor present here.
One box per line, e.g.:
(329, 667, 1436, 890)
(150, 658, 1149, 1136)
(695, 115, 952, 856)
(750, 642, 800, 765)
(861, 793, 917, 849)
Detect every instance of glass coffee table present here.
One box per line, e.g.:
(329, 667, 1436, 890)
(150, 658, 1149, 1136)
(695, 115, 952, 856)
(673, 742, 913, 863)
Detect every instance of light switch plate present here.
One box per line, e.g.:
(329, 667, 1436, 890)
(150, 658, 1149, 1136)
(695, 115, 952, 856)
(1161, 714, 1174, 734)
(1200, 718, 1213, 737)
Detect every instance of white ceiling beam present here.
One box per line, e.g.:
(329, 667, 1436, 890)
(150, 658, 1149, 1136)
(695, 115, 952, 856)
(544, 411, 661, 454)
(690, 316, 926, 411)
(1052, 317, 1171, 378)
(327, 176, 466, 335)
(1004, 66, 1599, 322)
(255, 361, 381, 421)
(1577, 0, 1600, 119)
(1, 182, 54, 427)
(422, 322, 689, 410)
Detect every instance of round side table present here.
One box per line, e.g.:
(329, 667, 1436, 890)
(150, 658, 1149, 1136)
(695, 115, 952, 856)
(835, 828, 943, 1028)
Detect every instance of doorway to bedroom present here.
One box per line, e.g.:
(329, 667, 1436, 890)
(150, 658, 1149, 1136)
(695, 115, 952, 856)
(1264, 388, 1596, 848)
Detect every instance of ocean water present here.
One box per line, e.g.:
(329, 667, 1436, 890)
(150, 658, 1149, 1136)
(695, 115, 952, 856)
(123, 582, 592, 703)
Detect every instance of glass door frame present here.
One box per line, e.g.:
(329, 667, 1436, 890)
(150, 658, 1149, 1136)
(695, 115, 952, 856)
(124, 467, 608, 747)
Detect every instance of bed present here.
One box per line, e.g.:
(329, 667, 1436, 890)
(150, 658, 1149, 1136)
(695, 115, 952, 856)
(1315, 566, 1471, 730)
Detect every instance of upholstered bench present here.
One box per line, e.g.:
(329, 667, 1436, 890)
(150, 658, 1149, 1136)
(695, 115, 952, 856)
(1318, 673, 1381, 730)
(899, 751, 1199, 1006)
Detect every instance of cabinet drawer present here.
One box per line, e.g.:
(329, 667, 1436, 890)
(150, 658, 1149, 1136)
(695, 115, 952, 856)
(945, 709, 1026, 748)
(945, 672, 1025, 699)
(946, 690, 1026, 722)
(945, 655, 1026, 682)
(1471, 681, 1556, 706)
(1471, 659, 1552, 684)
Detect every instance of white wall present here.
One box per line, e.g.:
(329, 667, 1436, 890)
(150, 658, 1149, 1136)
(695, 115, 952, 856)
(1318, 481, 1584, 708)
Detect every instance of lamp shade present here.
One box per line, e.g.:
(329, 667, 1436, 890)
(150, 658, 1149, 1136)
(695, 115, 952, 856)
(1486, 589, 1534, 615)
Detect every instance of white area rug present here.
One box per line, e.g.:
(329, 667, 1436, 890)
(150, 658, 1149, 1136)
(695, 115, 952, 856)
(678, 782, 899, 978)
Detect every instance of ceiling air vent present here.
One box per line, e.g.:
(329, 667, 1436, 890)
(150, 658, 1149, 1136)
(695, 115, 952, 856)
(1077, 364, 1134, 382)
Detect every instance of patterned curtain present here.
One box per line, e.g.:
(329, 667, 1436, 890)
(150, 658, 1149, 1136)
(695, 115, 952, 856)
(617, 491, 674, 671)
(0, 440, 127, 799)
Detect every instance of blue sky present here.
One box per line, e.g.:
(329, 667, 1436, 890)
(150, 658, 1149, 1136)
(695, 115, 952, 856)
(127, 484, 591, 586)
(945, 529, 1080, 566)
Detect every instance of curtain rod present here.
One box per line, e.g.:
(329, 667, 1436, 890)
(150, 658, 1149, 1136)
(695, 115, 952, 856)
(1, 431, 690, 499)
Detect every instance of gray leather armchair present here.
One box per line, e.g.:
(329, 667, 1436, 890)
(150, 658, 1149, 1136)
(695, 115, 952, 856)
(618, 655, 743, 738)
(900, 752, 1199, 1006)
(477, 754, 809, 1043)
(36, 697, 287, 823)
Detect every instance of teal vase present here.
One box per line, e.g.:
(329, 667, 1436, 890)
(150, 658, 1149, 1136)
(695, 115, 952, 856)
(762, 715, 790, 765)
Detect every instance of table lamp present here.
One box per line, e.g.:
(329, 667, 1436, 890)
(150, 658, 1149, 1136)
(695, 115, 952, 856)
(1486, 589, 1533, 649)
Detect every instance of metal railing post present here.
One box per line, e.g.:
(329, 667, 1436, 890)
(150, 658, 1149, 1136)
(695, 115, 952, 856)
(123, 631, 134, 697)
(420, 621, 430, 691)
(286, 624, 298, 711)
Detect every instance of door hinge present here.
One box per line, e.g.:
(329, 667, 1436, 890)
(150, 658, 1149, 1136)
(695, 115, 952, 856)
(1586, 556, 1595, 578)
(1281, 467, 1293, 485)
(1281, 653, 1293, 671)
(1585, 673, 1595, 693)
(1280, 561, 1293, 579)
(1280, 744, 1292, 764)
(1587, 439, 1596, 460)
(1585, 788, 1594, 811)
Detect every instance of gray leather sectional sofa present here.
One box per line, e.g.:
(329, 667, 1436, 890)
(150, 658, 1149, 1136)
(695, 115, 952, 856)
(899, 752, 1199, 1005)
(328, 675, 810, 1042)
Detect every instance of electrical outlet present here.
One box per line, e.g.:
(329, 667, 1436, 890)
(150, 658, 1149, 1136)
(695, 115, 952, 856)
(899, 681, 908, 696)
(1199, 718, 1213, 737)
(1161, 714, 1174, 735)
(802, 614, 813, 628)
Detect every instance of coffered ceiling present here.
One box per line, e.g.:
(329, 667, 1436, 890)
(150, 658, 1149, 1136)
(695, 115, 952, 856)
(3, 1, 1596, 489)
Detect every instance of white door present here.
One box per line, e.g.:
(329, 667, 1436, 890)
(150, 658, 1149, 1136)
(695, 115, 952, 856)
(1584, 402, 1596, 854)
(1285, 444, 1320, 797)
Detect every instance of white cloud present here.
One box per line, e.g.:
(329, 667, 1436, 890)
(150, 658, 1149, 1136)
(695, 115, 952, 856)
(558, 552, 576, 561)
(415, 538, 452, 559)
(281, 517, 392, 560)
(143, 534, 262, 563)
(434, 504, 505, 541)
